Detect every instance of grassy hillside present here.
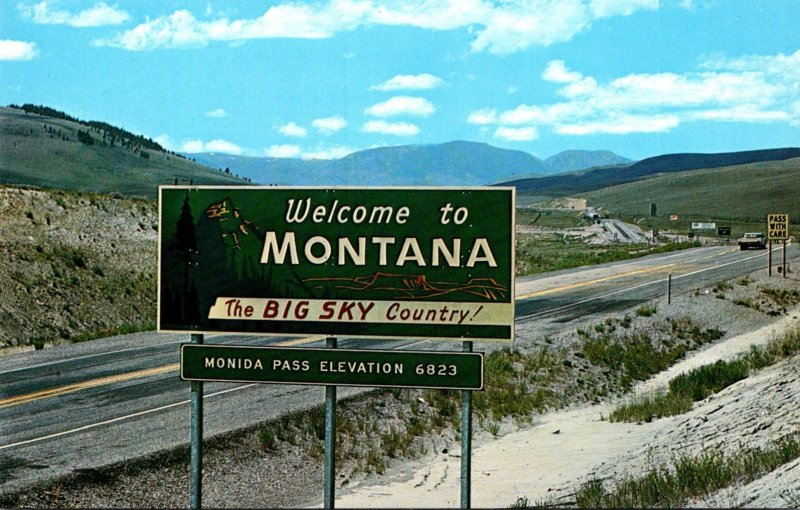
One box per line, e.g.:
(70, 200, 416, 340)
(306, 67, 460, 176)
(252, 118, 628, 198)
(0, 106, 246, 198)
(581, 157, 800, 233)
(503, 148, 800, 198)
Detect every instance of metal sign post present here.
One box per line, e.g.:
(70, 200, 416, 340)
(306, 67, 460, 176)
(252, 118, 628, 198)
(667, 273, 672, 305)
(324, 336, 337, 509)
(190, 333, 204, 509)
(460, 340, 473, 509)
(784, 239, 788, 278)
(768, 240, 773, 276)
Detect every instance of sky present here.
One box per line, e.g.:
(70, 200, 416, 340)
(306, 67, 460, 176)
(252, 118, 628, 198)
(1, 0, 799, 161)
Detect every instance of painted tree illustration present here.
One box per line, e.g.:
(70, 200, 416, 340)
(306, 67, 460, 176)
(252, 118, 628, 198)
(174, 192, 200, 322)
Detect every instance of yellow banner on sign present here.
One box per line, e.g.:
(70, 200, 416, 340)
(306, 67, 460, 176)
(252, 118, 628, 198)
(208, 297, 513, 327)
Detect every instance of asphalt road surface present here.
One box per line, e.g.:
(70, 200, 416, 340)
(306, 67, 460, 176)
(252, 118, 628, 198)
(1, 242, 796, 494)
(600, 219, 648, 243)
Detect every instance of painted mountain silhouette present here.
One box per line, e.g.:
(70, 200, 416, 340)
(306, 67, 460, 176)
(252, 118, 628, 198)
(304, 272, 508, 300)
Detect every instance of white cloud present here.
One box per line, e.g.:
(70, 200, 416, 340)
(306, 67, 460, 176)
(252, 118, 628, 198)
(466, 109, 497, 125)
(558, 77, 598, 98)
(312, 116, 347, 134)
(0, 40, 39, 60)
(153, 134, 179, 151)
(555, 114, 680, 135)
(301, 145, 354, 160)
(205, 139, 242, 153)
(180, 140, 206, 153)
(279, 122, 308, 137)
(699, 49, 800, 81)
(205, 108, 227, 118)
(589, 0, 658, 18)
(370, 73, 445, 91)
(93, 10, 207, 49)
(542, 60, 583, 83)
(471, 52, 800, 137)
(181, 138, 242, 154)
(362, 120, 420, 136)
(687, 107, 789, 123)
(470, 0, 591, 54)
(494, 126, 538, 141)
(95, 1, 657, 53)
(153, 134, 175, 150)
(365, 96, 435, 117)
(21, 1, 130, 27)
(266, 144, 302, 158)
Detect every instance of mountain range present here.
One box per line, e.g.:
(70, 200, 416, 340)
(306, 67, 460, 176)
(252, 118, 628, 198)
(187, 143, 632, 187)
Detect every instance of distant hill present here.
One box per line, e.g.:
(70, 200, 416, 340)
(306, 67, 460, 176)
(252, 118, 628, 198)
(190, 141, 549, 186)
(582, 156, 800, 223)
(499, 148, 800, 198)
(189, 153, 330, 186)
(544, 150, 632, 173)
(0, 106, 247, 197)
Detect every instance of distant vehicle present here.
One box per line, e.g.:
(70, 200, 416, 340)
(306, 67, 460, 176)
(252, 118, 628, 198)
(737, 232, 767, 250)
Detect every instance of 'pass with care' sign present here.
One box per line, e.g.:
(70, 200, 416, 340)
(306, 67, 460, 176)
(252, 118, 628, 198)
(158, 186, 515, 341)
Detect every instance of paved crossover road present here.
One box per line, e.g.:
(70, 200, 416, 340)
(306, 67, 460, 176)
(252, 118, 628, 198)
(0, 242, 796, 494)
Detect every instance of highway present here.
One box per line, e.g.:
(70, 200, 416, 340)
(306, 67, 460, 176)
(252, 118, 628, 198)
(0, 242, 796, 494)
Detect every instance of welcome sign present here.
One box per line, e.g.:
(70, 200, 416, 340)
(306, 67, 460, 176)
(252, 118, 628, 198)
(158, 186, 515, 341)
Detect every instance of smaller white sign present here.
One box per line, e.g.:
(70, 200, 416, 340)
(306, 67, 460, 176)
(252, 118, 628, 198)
(691, 222, 716, 230)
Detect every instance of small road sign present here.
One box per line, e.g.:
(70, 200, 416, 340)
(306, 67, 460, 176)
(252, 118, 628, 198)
(181, 344, 484, 390)
(767, 213, 789, 241)
(718, 226, 731, 236)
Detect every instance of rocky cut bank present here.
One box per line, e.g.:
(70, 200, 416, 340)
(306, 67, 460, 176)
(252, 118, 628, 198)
(0, 186, 157, 350)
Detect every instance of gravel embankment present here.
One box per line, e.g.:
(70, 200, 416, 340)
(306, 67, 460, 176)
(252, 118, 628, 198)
(0, 186, 157, 349)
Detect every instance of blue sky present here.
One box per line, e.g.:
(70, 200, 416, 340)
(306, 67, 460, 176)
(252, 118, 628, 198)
(1, 0, 799, 161)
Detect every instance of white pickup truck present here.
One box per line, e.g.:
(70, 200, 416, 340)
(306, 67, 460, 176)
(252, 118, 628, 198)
(737, 232, 767, 250)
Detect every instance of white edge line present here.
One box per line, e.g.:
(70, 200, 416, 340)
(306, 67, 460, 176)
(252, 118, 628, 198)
(0, 334, 229, 376)
(0, 383, 257, 451)
(518, 248, 786, 321)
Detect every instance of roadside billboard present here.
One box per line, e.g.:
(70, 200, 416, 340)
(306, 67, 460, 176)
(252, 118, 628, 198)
(158, 186, 515, 341)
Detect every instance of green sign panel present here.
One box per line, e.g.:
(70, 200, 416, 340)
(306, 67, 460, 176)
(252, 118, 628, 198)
(158, 186, 515, 341)
(181, 344, 484, 390)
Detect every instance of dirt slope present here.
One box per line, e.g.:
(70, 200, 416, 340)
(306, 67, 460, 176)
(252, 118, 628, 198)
(0, 186, 156, 349)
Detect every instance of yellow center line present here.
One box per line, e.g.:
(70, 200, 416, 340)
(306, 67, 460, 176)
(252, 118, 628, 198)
(0, 363, 179, 408)
(274, 335, 328, 347)
(516, 263, 675, 300)
(2, 243, 750, 410)
(0, 335, 324, 409)
(698, 247, 738, 260)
